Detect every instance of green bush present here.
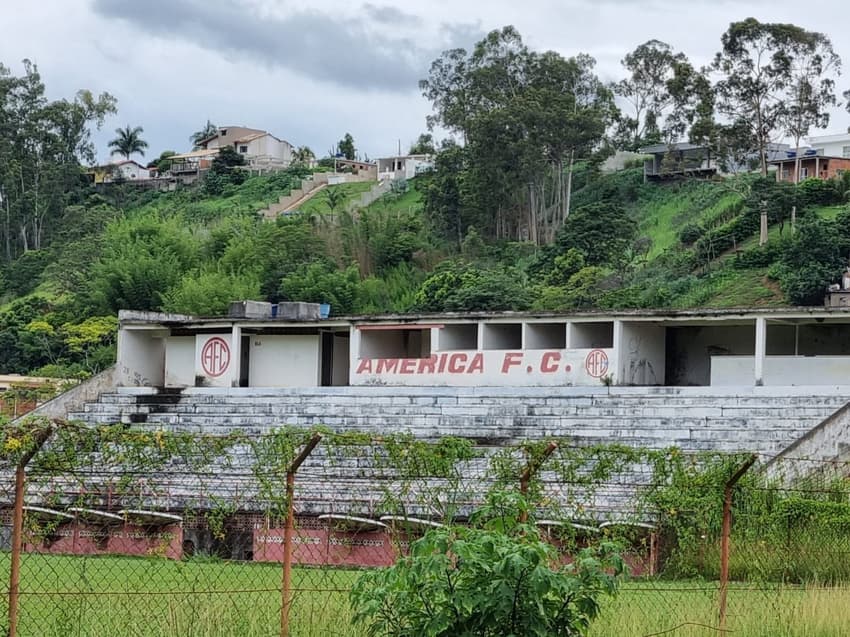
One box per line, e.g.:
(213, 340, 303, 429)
(413, 262, 532, 312)
(350, 492, 623, 637)
(678, 223, 703, 246)
(279, 261, 361, 315)
(797, 178, 842, 207)
(161, 270, 262, 316)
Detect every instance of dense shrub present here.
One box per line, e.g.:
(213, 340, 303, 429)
(797, 178, 842, 207)
(350, 492, 623, 637)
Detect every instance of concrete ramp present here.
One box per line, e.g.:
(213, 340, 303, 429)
(761, 400, 850, 485)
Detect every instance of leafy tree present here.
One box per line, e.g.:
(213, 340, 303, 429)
(279, 261, 360, 314)
(161, 269, 261, 316)
(190, 120, 217, 149)
(149, 150, 176, 173)
(83, 214, 199, 313)
(326, 187, 345, 215)
(421, 27, 616, 244)
(614, 40, 704, 149)
(423, 140, 466, 245)
(338, 133, 355, 160)
(409, 133, 436, 155)
(413, 261, 532, 312)
(203, 146, 247, 194)
(350, 491, 623, 637)
(0, 60, 116, 258)
(714, 19, 840, 176)
(108, 124, 148, 159)
(772, 215, 846, 304)
(782, 33, 841, 183)
(60, 315, 118, 375)
(553, 201, 636, 267)
(293, 145, 315, 164)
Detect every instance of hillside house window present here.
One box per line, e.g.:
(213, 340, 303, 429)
(239, 145, 248, 153)
(843, 146, 850, 158)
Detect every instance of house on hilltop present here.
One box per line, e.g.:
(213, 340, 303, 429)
(639, 143, 717, 181)
(196, 126, 293, 171)
(771, 149, 850, 183)
(376, 154, 433, 181)
(90, 159, 151, 184)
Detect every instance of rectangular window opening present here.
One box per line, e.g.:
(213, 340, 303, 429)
(482, 323, 522, 350)
(525, 323, 566, 349)
(438, 324, 478, 351)
(359, 328, 431, 359)
(571, 322, 614, 349)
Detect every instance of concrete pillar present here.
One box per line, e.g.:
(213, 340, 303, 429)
(754, 318, 766, 386)
(565, 322, 574, 349)
(230, 324, 242, 387)
(612, 320, 624, 386)
(759, 201, 768, 246)
(349, 326, 361, 381)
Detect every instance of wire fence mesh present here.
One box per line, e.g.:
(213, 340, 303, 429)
(1, 419, 850, 636)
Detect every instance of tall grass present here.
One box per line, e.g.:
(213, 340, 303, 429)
(4, 553, 850, 636)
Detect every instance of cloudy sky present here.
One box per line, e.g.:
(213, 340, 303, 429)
(3, 0, 850, 163)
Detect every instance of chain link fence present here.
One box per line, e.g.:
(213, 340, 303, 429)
(1, 418, 850, 636)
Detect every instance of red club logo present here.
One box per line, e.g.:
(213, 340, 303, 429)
(201, 337, 231, 377)
(585, 349, 609, 378)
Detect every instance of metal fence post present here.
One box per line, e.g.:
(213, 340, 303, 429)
(281, 433, 322, 637)
(718, 454, 757, 632)
(7, 419, 57, 637)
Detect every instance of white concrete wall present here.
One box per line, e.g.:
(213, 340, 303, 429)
(619, 322, 665, 385)
(164, 337, 195, 387)
(117, 330, 165, 387)
(808, 134, 850, 158)
(351, 348, 614, 387)
(249, 335, 320, 387)
(194, 334, 233, 388)
(711, 355, 850, 386)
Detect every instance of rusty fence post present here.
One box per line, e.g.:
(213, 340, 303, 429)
(8, 419, 57, 637)
(280, 433, 322, 637)
(518, 441, 558, 523)
(718, 454, 758, 632)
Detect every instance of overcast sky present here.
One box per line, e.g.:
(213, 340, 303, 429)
(3, 0, 850, 163)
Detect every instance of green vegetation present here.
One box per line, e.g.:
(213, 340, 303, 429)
(6, 553, 850, 637)
(351, 491, 623, 637)
(3, 23, 850, 378)
(296, 181, 374, 216)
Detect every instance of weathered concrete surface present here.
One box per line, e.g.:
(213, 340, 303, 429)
(762, 402, 850, 484)
(12, 366, 117, 425)
(69, 384, 850, 455)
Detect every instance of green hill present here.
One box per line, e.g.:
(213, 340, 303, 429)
(1, 165, 849, 377)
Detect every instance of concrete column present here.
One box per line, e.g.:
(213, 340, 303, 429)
(565, 322, 574, 349)
(612, 320, 624, 386)
(754, 318, 766, 386)
(349, 326, 361, 382)
(230, 324, 242, 387)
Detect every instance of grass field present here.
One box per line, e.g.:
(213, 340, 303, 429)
(2, 552, 850, 636)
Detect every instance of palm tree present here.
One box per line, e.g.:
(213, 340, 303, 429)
(293, 146, 315, 164)
(190, 120, 218, 149)
(108, 125, 148, 160)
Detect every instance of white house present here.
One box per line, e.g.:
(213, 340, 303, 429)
(198, 126, 293, 170)
(376, 154, 434, 181)
(806, 132, 850, 159)
(95, 160, 151, 183)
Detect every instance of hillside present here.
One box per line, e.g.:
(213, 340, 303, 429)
(1, 165, 849, 378)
